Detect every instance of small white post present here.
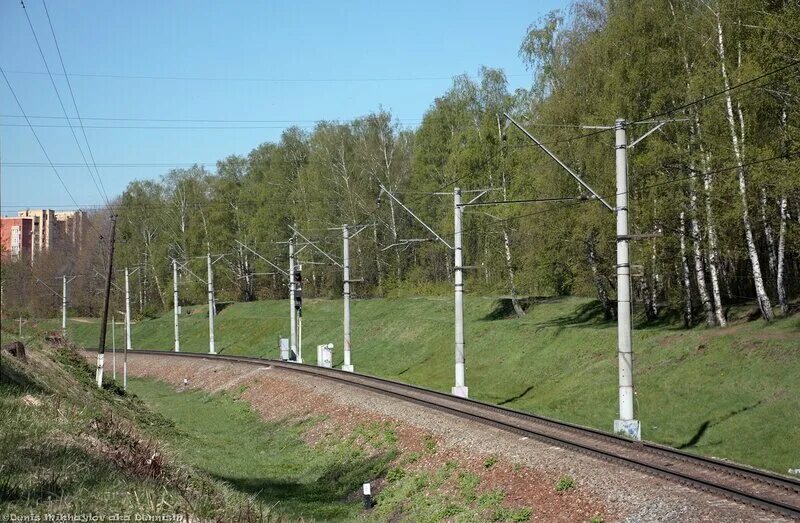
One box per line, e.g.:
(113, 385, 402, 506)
(613, 119, 640, 440)
(452, 188, 468, 398)
(125, 267, 132, 355)
(62, 275, 67, 336)
(112, 314, 116, 381)
(172, 259, 180, 352)
(342, 224, 354, 372)
(207, 252, 216, 355)
(289, 238, 297, 360)
(19, 315, 22, 337)
(297, 306, 303, 364)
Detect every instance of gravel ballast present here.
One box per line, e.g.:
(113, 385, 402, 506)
(106, 352, 787, 522)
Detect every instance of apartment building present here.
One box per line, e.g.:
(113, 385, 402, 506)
(0, 209, 88, 262)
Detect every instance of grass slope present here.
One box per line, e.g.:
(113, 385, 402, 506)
(130, 378, 395, 522)
(34, 296, 800, 474)
(0, 333, 279, 520)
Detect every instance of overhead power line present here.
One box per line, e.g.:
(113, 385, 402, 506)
(42, 0, 109, 204)
(460, 148, 797, 237)
(20, 0, 109, 206)
(3, 69, 529, 83)
(0, 66, 102, 237)
(2, 162, 217, 168)
(0, 123, 404, 130)
(630, 150, 800, 197)
(633, 60, 800, 123)
(0, 113, 425, 124)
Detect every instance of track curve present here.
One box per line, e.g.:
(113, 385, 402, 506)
(93, 348, 800, 519)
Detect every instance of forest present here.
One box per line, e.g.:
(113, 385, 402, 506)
(4, 0, 799, 327)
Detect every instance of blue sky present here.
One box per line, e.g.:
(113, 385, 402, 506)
(1, 0, 566, 213)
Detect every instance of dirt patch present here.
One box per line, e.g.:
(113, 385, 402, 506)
(105, 352, 788, 522)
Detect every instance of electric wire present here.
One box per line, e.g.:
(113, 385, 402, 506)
(0, 66, 103, 238)
(0, 113, 424, 124)
(2, 69, 528, 83)
(20, 0, 109, 206)
(460, 149, 798, 237)
(42, 0, 110, 203)
(632, 60, 800, 123)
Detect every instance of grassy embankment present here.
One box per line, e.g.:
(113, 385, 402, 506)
(0, 330, 277, 520)
(130, 378, 543, 522)
(30, 295, 800, 475)
(0, 328, 541, 522)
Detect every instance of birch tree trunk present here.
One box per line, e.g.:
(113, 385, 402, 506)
(586, 230, 615, 320)
(760, 187, 777, 275)
(680, 211, 693, 327)
(690, 181, 715, 326)
(703, 153, 727, 327)
(387, 199, 402, 281)
(676, 0, 726, 326)
(501, 171, 525, 318)
(715, 13, 774, 321)
(776, 196, 788, 315)
(646, 200, 660, 320)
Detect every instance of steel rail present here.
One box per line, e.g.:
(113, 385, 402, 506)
(88, 349, 800, 519)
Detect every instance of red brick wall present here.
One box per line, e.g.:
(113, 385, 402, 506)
(1, 217, 33, 261)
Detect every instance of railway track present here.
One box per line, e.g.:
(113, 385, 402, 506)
(98, 349, 800, 519)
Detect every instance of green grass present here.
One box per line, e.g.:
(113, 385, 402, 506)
(128, 377, 397, 522)
(25, 295, 800, 474)
(0, 334, 278, 521)
(122, 377, 545, 522)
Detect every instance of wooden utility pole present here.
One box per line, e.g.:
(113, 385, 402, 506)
(96, 214, 117, 388)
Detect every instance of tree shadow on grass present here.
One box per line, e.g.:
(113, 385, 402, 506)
(676, 401, 763, 450)
(534, 300, 613, 331)
(498, 384, 536, 406)
(532, 300, 689, 332)
(211, 451, 394, 520)
(0, 443, 118, 504)
(633, 306, 686, 330)
(481, 296, 563, 321)
(0, 359, 45, 396)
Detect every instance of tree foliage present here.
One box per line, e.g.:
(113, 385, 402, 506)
(4, 0, 798, 324)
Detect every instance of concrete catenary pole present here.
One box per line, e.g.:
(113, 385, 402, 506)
(125, 267, 132, 355)
(172, 259, 180, 352)
(207, 252, 216, 355)
(613, 119, 640, 439)
(342, 224, 353, 372)
(452, 188, 468, 398)
(62, 275, 67, 336)
(289, 238, 297, 360)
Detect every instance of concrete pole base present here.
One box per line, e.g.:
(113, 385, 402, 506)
(342, 364, 354, 372)
(614, 419, 641, 440)
(451, 386, 469, 398)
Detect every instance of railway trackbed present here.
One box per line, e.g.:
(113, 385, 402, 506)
(89, 349, 800, 519)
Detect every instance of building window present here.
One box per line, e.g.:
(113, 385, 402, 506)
(11, 225, 21, 259)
